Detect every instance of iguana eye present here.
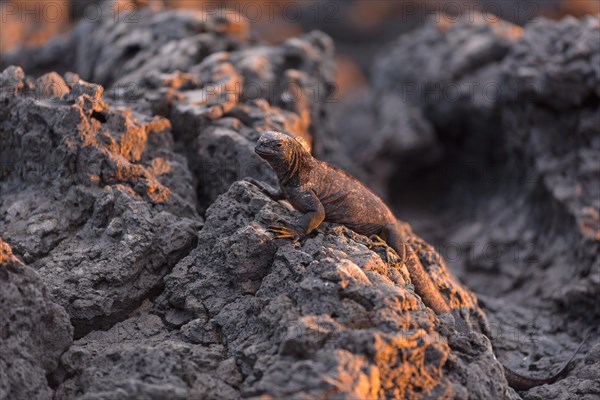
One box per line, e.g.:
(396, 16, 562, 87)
(276, 143, 282, 147)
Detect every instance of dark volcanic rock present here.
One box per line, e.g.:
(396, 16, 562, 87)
(54, 301, 240, 400)
(428, 16, 600, 330)
(49, 182, 516, 399)
(3, 1, 339, 213)
(0, 237, 73, 400)
(0, 66, 201, 337)
(2, 3, 598, 399)
(1, 1, 250, 89)
(354, 14, 599, 316)
(331, 15, 522, 198)
(132, 29, 337, 210)
(332, 88, 437, 197)
(497, 16, 600, 318)
(523, 343, 600, 400)
(148, 181, 511, 399)
(339, 13, 600, 399)
(351, 14, 522, 197)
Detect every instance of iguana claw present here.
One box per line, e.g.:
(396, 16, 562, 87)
(368, 235, 387, 248)
(369, 235, 395, 264)
(267, 224, 304, 242)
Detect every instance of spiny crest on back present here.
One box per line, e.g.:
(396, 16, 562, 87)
(293, 136, 311, 153)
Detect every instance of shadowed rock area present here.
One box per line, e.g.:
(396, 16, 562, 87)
(0, 2, 598, 399)
(337, 13, 600, 400)
(0, 238, 73, 400)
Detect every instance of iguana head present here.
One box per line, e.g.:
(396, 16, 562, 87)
(255, 131, 311, 182)
(255, 131, 308, 163)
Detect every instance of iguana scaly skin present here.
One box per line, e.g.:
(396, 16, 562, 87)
(249, 131, 586, 390)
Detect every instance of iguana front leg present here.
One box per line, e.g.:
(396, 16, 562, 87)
(268, 190, 325, 242)
(245, 177, 285, 200)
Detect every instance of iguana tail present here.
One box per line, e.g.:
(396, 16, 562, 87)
(503, 332, 588, 390)
(383, 222, 452, 316)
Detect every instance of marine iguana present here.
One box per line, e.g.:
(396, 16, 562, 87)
(248, 131, 586, 390)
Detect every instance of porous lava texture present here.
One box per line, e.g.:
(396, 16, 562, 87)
(338, 14, 600, 400)
(56, 182, 510, 399)
(0, 66, 201, 339)
(1, 2, 598, 399)
(0, 238, 72, 400)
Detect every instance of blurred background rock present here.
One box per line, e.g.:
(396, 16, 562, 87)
(2, 0, 599, 99)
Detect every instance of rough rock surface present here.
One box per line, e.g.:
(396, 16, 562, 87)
(0, 237, 73, 400)
(496, 16, 599, 316)
(53, 181, 513, 399)
(474, 21, 600, 398)
(0, 66, 201, 338)
(336, 14, 600, 399)
(3, 1, 341, 211)
(137, 29, 338, 210)
(54, 301, 241, 400)
(1, 3, 598, 400)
